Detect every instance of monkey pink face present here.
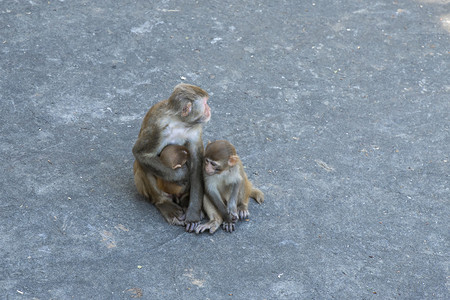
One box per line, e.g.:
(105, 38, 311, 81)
(204, 158, 219, 176)
(202, 97, 211, 123)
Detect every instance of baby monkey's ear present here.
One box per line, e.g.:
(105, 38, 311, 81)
(228, 155, 239, 167)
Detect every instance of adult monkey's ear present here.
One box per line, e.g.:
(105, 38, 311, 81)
(181, 102, 192, 117)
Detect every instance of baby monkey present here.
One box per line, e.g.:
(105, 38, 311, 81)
(156, 145, 190, 207)
(196, 140, 264, 234)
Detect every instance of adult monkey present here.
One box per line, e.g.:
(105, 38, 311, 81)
(132, 83, 211, 232)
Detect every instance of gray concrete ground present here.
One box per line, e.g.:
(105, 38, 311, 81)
(1, 0, 449, 299)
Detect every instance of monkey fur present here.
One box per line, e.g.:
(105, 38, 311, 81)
(196, 140, 264, 234)
(132, 83, 211, 232)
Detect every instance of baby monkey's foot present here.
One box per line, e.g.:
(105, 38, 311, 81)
(222, 221, 236, 233)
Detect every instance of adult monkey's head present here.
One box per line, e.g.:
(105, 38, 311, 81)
(168, 83, 211, 124)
